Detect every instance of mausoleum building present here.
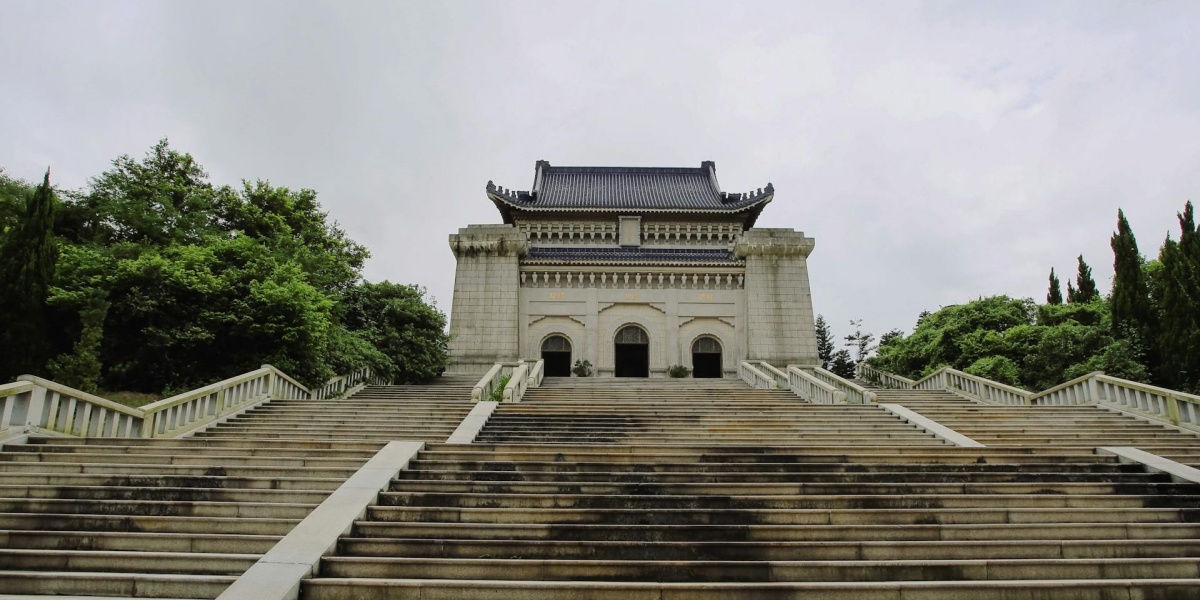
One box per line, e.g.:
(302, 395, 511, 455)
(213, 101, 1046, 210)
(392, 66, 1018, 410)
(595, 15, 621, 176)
(447, 161, 819, 377)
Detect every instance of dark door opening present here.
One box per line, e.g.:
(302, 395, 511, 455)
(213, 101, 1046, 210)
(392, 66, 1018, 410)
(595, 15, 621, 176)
(541, 335, 572, 377)
(614, 325, 650, 378)
(691, 336, 723, 378)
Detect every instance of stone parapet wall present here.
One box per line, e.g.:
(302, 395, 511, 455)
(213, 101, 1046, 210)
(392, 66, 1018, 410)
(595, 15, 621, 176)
(735, 228, 819, 368)
(447, 225, 526, 374)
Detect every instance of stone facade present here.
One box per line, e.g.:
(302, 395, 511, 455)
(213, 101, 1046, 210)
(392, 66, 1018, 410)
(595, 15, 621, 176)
(447, 162, 818, 376)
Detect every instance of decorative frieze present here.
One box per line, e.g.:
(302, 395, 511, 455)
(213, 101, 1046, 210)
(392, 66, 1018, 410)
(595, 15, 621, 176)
(643, 222, 742, 245)
(517, 221, 617, 243)
(520, 269, 744, 290)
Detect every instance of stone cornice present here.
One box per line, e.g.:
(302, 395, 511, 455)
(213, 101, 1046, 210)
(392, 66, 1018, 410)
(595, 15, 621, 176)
(448, 225, 529, 258)
(734, 228, 815, 258)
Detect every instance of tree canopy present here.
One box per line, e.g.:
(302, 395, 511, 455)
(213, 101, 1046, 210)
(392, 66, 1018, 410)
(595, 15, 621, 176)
(0, 140, 448, 392)
(872, 200, 1200, 394)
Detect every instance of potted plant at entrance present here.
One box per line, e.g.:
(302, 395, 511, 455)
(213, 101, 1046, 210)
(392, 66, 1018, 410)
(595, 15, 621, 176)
(668, 364, 691, 378)
(572, 359, 593, 377)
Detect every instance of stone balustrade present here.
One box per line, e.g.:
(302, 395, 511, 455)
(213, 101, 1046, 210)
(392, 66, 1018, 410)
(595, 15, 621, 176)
(474, 359, 546, 403)
(856, 363, 916, 389)
(504, 363, 530, 402)
(811, 367, 877, 404)
(0, 364, 379, 441)
(527, 359, 545, 388)
(787, 366, 847, 405)
(865, 363, 1200, 432)
(472, 364, 506, 402)
(915, 367, 1033, 406)
(738, 361, 777, 390)
(2, 377, 144, 438)
(1033, 372, 1200, 431)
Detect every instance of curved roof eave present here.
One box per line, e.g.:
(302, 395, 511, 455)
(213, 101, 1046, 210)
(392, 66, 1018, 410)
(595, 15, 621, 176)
(488, 192, 773, 225)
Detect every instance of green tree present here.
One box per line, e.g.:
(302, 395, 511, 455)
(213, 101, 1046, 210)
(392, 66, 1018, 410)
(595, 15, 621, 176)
(844, 319, 876, 364)
(342, 282, 449, 384)
(1046, 268, 1063, 305)
(1111, 210, 1150, 331)
(964, 355, 1020, 386)
(1155, 202, 1200, 391)
(71, 140, 218, 246)
(829, 349, 856, 379)
(0, 169, 57, 379)
(1067, 255, 1099, 304)
(48, 293, 109, 393)
(814, 315, 835, 369)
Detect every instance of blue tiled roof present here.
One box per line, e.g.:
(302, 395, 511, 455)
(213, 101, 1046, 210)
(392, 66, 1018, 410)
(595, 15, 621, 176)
(525, 247, 739, 265)
(487, 161, 773, 217)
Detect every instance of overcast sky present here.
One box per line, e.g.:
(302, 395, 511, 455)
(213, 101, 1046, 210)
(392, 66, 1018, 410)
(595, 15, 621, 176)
(3, 0, 1199, 342)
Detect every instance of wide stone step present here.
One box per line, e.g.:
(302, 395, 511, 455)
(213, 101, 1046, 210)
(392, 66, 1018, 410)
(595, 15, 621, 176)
(4, 444, 378, 461)
(382, 480, 1194, 496)
(0, 513, 298, 535)
(0, 461, 360, 479)
(318, 555, 1200, 582)
(337, 537, 1200, 560)
(0, 529, 279, 552)
(0, 484, 329, 503)
(380, 491, 1200, 510)
(350, 521, 1200, 542)
(0, 473, 346, 491)
(23, 437, 385, 452)
(403, 459, 1138, 474)
(0, 498, 315, 519)
(400, 469, 1158, 484)
(0, 452, 366, 469)
(366, 505, 1200, 525)
(0, 570, 233, 599)
(0, 549, 257, 574)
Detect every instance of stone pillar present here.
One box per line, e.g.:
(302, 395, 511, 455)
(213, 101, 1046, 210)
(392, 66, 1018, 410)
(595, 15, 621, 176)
(446, 225, 527, 375)
(735, 228, 819, 369)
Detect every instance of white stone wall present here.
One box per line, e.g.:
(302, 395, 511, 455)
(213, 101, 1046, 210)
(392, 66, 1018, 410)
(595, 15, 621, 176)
(446, 225, 527, 375)
(736, 228, 819, 368)
(520, 285, 744, 377)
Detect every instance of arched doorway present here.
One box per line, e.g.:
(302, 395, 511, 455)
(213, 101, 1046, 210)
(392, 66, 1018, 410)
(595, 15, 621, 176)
(541, 335, 572, 377)
(691, 336, 723, 378)
(614, 325, 650, 378)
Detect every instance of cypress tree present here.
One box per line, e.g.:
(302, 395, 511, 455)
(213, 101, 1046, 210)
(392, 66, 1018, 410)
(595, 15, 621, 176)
(1110, 209, 1153, 334)
(1158, 202, 1200, 391)
(1068, 255, 1099, 304)
(814, 315, 835, 370)
(0, 169, 58, 379)
(1047, 268, 1063, 305)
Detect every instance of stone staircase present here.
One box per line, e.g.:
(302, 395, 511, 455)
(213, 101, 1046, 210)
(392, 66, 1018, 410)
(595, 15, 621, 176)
(0, 377, 476, 598)
(476, 378, 947, 446)
(876, 388, 1200, 463)
(5, 375, 1200, 598)
(294, 378, 1200, 598)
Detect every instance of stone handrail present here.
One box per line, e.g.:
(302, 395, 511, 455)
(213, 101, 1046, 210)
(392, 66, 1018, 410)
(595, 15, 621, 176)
(914, 367, 1033, 406)
(739, 361, 777, 389)
(1, 364, 379, 440)
(811, 367, 877, 404)
(1033, 372, 1200, 431)
(856, 362, 916, 389)
(755, 361, 790, 389)
(312, 367, 376, 400)
(472, 363, 505, 402)
(527, 359, 545, 388)
(787, 366, 847, 405)
(3, 376, 145, 438)
(504, 363, 530, 402)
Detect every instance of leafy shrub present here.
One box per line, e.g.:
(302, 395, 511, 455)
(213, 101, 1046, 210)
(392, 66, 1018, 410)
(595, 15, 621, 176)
(572, 359, 593, 377)
(667, 364, 691, 378)
(489, 374, 511, 402)
(963, 356, 1021, 387)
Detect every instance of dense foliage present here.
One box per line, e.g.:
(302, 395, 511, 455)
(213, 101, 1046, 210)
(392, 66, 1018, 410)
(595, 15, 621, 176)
(0, 141, 448, 392)
(872, 201, 1200, 393)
